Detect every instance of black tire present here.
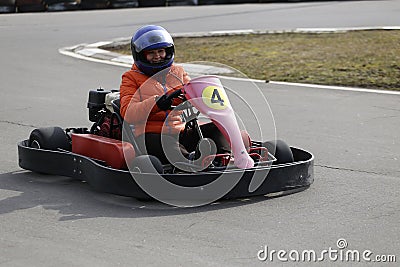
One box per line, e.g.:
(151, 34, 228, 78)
(129, 155, 163, 174)
(28, 127, 71, 151)
(167, 0, 197, 6)
(138, 0, 165, 7)
(263, 140, 294, 164)
(198, 0, 228, 4)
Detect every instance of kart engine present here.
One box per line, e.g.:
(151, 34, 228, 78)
(87, 88, 120, 122)
(87, 88, 111, 122)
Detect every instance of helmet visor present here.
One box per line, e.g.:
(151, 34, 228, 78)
(133, 29, 174, 53)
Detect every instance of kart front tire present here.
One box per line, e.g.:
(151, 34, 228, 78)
(129, 155, 163, 174)
(28, 127, 71, 151)
(263, 140, 294, 164)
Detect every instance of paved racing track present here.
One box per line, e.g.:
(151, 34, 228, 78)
(1, 1, 399, 266)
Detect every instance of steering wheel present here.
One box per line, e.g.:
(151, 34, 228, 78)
(165, 88, 184, 101)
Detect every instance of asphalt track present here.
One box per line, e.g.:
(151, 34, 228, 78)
(1, 1, 399, 266)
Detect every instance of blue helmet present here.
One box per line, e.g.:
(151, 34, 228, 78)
(131, 25, 175, 76)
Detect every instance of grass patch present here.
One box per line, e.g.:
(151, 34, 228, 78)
(107, 30, 400, 90)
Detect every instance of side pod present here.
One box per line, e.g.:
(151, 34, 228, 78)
(72, 134, 135, 169)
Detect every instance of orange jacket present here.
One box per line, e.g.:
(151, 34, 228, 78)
(120, 64, 191, 137)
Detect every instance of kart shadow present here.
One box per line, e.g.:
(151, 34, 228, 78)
(0, 171, 303, 221)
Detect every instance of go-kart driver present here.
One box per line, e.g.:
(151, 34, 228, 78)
(119, 25, 230, 164)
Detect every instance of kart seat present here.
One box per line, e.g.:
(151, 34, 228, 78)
(110, 98, 142, 156)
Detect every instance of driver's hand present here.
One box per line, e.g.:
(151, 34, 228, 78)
(155, 94, 172, 111)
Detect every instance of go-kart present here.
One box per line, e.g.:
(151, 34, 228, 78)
(17, 74, 314, 207)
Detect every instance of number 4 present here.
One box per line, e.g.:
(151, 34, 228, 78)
(211, 89, 224, 106)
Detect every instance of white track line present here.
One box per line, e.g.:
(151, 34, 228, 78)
(59, 48, 131, 68)
(268, 81, 400, 95)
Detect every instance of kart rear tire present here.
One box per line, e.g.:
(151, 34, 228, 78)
(28, 127, 71, 151)
(129, 155, 163, 174)
(138, 0, 166, 7)
(263, 140, 294, 164)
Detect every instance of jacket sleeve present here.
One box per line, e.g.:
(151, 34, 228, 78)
(182, 68, 191, 84)
(120, 71, 158, 124)
(168, 65, 191, 107)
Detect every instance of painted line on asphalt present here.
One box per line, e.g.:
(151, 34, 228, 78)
(216, 77, 400, 95)
(59, 48, 130, 68)
(268, 81, 400, 95)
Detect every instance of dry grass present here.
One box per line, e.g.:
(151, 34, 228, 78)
(107, 30, 400, 90)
